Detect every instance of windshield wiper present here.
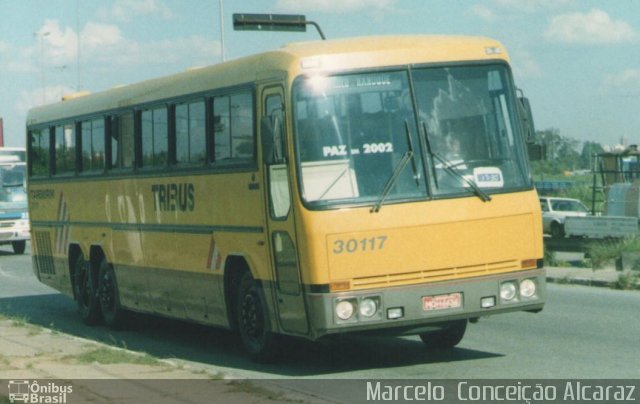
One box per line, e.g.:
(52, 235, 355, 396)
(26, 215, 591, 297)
(404, 119, 420, 188)
(371, 151, 413, 213)
(421, 122, 491, 202)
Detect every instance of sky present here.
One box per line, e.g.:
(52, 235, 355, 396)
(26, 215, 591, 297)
(1, 0, 639, 148)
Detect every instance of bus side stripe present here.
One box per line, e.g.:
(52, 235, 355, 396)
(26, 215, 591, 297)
(31, 220, 263, 235)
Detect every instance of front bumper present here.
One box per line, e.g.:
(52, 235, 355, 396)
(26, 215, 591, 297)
(306, 269, 545, 339)
(0, 220, 30, 244)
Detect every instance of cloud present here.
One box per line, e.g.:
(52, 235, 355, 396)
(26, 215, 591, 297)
(98, 0, 174, 22)
(82, 22, 124, 49)
(603, 69, 640, 96)
(471, 0, 574, 21)
(37, 19, 78, 66)
(91, 35, 220, 68)
(16, 85, 76, 113)
(274, 0, 397, 14)
(32, 19, 219, 69)
(545, 9, 636, 44)
(510, 50, 542, 79)
(491, 0, 574, 14)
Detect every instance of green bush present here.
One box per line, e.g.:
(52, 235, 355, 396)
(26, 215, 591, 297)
(589, 237, 640, 269)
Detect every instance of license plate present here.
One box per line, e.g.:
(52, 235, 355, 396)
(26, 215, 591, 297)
(422, 292, 462, 311)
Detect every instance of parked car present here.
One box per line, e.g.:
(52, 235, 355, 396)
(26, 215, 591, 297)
(539, 196, 589, 238)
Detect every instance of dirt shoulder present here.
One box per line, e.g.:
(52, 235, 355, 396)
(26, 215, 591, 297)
(0, 317, 322, 403)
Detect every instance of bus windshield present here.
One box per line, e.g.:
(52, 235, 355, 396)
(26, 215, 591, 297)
(0, 164, 27, 204)
(293, 63, 531, 208)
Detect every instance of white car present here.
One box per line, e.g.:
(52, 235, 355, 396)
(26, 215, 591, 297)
(539, 197, 589, 238)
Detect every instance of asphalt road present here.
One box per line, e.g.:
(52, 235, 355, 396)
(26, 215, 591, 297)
(1, 244, 639, 387)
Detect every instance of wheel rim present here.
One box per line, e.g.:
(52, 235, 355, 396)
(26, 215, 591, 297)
(240, 290, 264, 344)
(99, 270, 115, 314)
(75, 262, 91, 310)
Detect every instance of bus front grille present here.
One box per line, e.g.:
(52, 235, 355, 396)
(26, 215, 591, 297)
(351, 260, 520, 290)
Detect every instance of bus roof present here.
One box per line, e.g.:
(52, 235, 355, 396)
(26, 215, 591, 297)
(27, 35, 508, 126)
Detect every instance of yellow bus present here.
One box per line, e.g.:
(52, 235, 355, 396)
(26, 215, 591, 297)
(27, 34, 544, 361)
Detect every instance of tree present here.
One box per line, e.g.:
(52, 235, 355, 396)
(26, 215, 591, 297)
(580, 141, 605, 170)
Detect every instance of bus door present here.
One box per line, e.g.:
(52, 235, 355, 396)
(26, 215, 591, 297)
(261, 86, 309, 335)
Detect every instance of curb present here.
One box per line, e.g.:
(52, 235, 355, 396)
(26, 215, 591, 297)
(546, 276, 613, 288)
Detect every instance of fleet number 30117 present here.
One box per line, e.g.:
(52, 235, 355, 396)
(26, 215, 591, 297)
(332, 235, 388, 254)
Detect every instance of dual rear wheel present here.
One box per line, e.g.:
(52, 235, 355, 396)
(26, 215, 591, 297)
(73, 254, 125, 328)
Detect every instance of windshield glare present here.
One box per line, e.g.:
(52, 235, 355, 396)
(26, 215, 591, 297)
(293, 64, 531, 208)
(0, 164, 27, 204)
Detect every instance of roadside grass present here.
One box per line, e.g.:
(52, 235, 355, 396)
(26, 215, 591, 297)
(589, 237, 640, 269)
(227, 380, 290, 402)
(69, 347, 162, 366)
(1, 395, 11, 404)
(615, 272, 640, 290)
(0, 313, 42, 336)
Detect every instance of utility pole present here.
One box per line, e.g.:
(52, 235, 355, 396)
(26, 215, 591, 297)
(219, 0, 226, 62)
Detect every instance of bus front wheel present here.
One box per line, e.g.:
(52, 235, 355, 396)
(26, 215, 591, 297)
(97, 259, 126, 329)
(73, 254, 101, 325)
(236, 271, 280, 362)
(419, 320, 467, 349)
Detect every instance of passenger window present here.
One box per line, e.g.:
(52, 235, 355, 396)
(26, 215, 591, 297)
(230, 92, 254, 159)
(81, 119, 105, 172)
(30, 129, 50, 176)
(176, 101, 206, 164)
(212, 90, 255, 163)
(141, 107, 168, 168)
(54, 123, 76, 175)
(111, 112, 134, 169)
(213, 95, 231, 160)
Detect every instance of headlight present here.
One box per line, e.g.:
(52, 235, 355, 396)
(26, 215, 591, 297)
(520, 279, 537, 298)
(500, 282, 517, 301)
(359, 298, 378, 318)
(336, 300, 355, 320)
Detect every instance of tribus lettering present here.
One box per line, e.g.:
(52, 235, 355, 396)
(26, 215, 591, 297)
(151, 183, 195, 212)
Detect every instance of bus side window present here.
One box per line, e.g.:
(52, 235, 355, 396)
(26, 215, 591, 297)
(212, 90, 255, 164)
(81, 119, 105, 172)
(213, 95, 231, 161)
(29, 128, 50, 176)
(230, 92, 255, 160)
(54, 123, 76, 175)
(141, 107, 168, 168)
(176, 100, 206, 165)
(111, 112, 134, 169)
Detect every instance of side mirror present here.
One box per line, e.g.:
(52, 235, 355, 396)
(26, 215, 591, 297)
(518, 96, 536, 143)
(517, 92, 544, 161)
(261, 115, 284, 165)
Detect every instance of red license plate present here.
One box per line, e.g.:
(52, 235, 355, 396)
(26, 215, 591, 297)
(422, 292, 462, 311)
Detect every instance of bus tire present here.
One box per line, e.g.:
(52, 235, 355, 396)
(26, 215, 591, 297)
(73, 254, 101, 325)
(97, 258, 126, 329)
(419, 319, 467, 349)
(236, 271, 280, 362)
(12, 240, 26, 255)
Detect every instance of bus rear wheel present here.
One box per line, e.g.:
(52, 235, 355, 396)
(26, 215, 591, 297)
(419, 320, 467, 349)
(12, 241, 26, 255)
(97, 259, 126, 329)
(236, 271, 280, 362)
(73, 254, 101, 325)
